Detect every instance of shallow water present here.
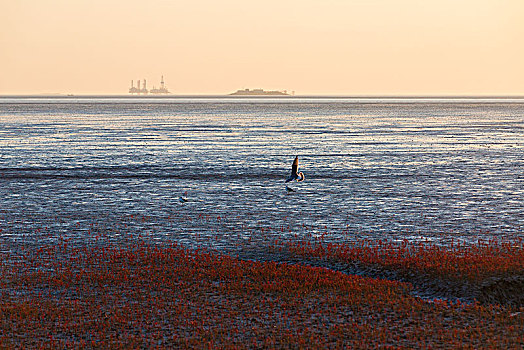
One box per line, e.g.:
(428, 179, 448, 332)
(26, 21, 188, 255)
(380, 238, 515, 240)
(0, 97, 522, 251)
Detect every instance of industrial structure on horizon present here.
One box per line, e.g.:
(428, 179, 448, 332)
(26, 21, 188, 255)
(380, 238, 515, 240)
(129, 76, 170, 94)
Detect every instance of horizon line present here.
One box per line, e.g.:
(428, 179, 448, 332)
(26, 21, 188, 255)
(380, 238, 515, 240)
(2, 94, 524, 99)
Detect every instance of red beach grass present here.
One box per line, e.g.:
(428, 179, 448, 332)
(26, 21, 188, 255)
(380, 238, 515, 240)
(1, 239, 523, 348)
(277, 238, 524, 283)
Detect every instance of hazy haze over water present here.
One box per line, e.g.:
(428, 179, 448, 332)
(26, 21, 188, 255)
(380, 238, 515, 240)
(2, 1, 523, 95)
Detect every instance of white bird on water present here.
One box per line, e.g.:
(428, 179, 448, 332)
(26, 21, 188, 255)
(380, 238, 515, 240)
(179, 191, 188, 203)
(285, 156, 305, 183)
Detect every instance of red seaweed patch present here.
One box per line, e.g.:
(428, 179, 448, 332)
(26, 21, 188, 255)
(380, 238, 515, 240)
(274, 238, 524, 306)
(1, 239, 523, 348)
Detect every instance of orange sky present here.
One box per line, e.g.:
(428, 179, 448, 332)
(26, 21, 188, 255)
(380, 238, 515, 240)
(1, 0, 523, 95)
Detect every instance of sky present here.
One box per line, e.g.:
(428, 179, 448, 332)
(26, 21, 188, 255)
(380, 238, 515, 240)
(1, 0, 523, 95)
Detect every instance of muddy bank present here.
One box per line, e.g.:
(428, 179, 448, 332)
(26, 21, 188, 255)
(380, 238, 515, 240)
(234, 246, 524, 308)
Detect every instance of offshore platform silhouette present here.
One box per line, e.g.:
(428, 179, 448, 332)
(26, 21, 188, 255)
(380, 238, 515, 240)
(129, 76, 170, 94)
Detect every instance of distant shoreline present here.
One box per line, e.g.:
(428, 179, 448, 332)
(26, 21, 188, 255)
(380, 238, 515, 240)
(1, 94, 524, 99)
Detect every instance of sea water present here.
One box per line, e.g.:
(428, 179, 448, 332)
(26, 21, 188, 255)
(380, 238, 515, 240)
(0, 97, 522, 251)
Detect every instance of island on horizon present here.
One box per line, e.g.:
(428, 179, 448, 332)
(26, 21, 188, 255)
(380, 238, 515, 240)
(229, 88, 291, 96)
